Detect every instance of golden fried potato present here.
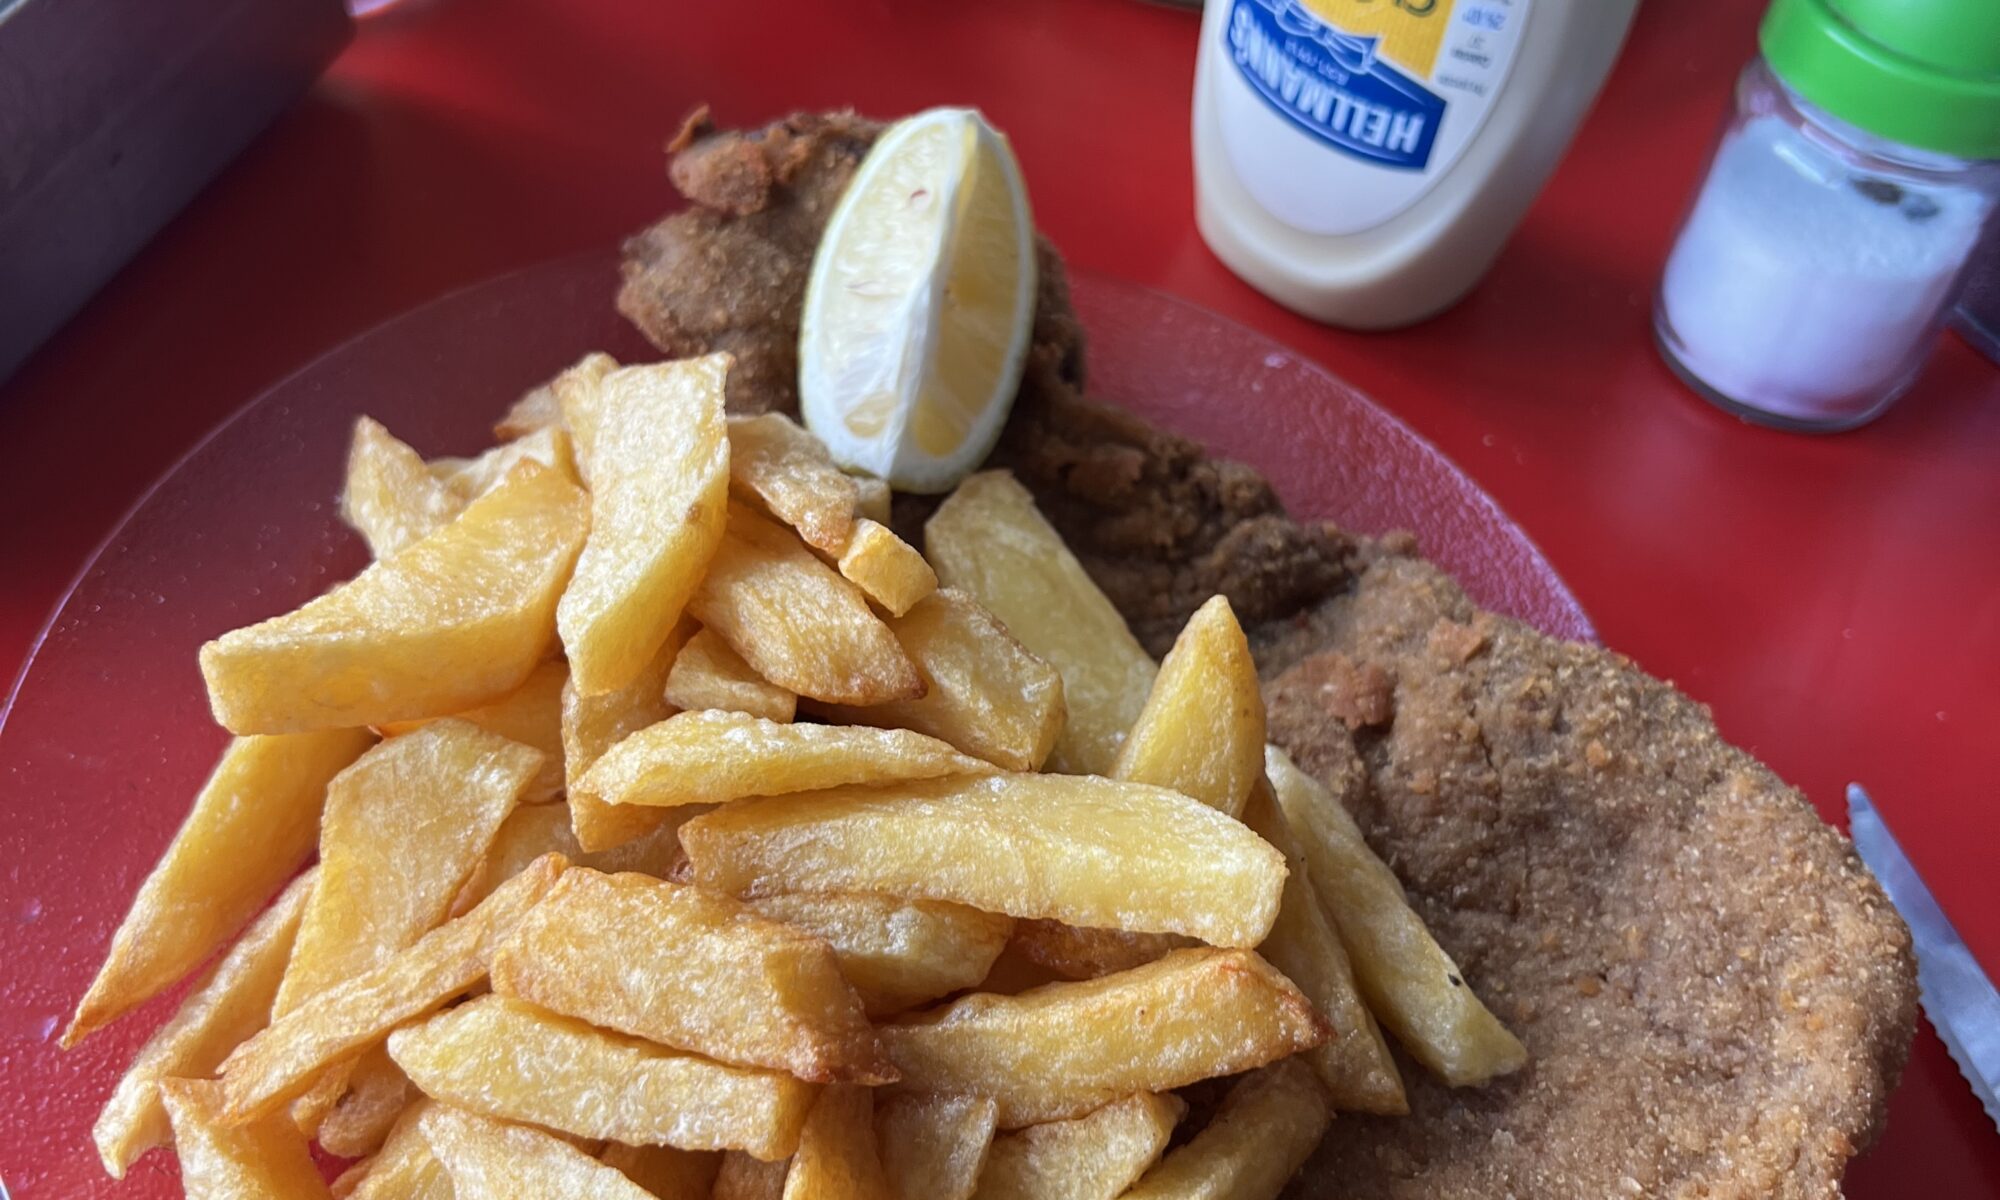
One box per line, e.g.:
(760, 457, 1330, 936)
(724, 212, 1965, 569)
(316, 1048, 417, 1159)
(690, 503, 922, 705)
(1120, 1057, 1332, 1200)
(715, 1151, 792, 1200)
(578, 709, 993, 811)
(875, 1093, 997, 1200)
(880, 948, 1328, 1127)
(91, 869, 313, 1177)
(665, 627, 798, 723)
(783, 1086, 886, 1200)
(489, 868, 892, 1084)
(421, 1105, 655, 1200)
(379, 658, 568, 803)
(159, 1078, 330, 1199)
(924, 471, 1154, 774)
(727, 411, 862, 555)
(1242, 781, 1405, 1114)
(972, 1092, 1184, 1200)
(344, 1100, 453, 1200)
(200, 461, 588, 733)
(852, 475, 893, 525)
(561, 618, 696, 853)
(748, 893, 1013, 1017)
(838, 518, 937, 617)
(431, 424, 578, 502)
(602, 1143, 724, 1198)
(1264, 746, 1527, 1086)
(1007, 922, 1194, 983)
(495, 355, 604, 441)
(390, 994, 815, 1160)
(680, 773, 1286, 948)
(809, 589, 1064, 772)
(1113, 595, 1263, 819)
(559, 355, 731, 694)
(214, 855, 566, 1124)
(457, 801, 687, 909)
(341, 417, 466, 559)
(64, 729, 372, 1046)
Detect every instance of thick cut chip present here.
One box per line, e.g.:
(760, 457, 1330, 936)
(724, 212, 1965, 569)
(1264, 747, 1528, 1086)
(748, 893, 1013, 1017)
(495, 354, 605, 441)
(925, 471, 1154, 774)
(92, 869, 314, 1177)
(852, 475, 893, 525)
(810, 589, 1064, 772)
(214, 855, 566, 1124)
(880, 948, 1328, 1127)
(715, 1151, 792, 1200)
(783, 1086, 887, 1200)
(421, 1105, 655, 1200)
(345, 1101, 454, 1200)
(379, 659, 568, 803)
(1243, 781, 1405, 1114)
(727, 411, 862, 555)
(558, 354, 731, 694)
(431, 424, 579, 501)
(201, 462, 589, 733)
(1008, 922, 1194, 983)
(971, 1092, 1184, 1200)
(1112, 595, 1264, 819)
(317, 1048, 418, 1158)
(578, 710, 993, 811)
(390, 994, 815, 1160)
(562, 618, 697, 853)
(680, 773, 1285, 948)
(875, 1093, 997, 1200)
(665, 628, 798, 723)
(690, 503, 922, 705)
(838, 519, 937, 617)
(603, 1143, 724, 1198)
(64, 729, 371, 1046)
(159, 1079, 330, 1200)
(489, 868, 892, 1084)
(342, 417, 466, 559)
(1120, 1058, 1332, 1200)
(458, 801, 687, 909)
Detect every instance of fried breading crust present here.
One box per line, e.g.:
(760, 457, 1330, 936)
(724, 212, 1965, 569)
(617, 111, 1916, 1200)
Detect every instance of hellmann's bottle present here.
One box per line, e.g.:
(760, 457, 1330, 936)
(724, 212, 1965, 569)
(1194, 0, 1641, 329)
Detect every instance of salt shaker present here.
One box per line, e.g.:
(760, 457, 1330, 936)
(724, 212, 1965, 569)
(1654, 0, 2000, 432)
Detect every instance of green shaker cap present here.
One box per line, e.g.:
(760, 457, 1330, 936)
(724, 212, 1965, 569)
(1761, 0, 2000, 158)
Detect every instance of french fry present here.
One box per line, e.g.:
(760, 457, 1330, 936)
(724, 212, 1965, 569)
(420, 1105, 655, 1200)
(852, 475, 893, 525)
(91, 869, 314, 1177)
(1120, 1058, 1332, 1200)
(379, 658, 569, 804)
(390, 994, 815, 1159)
(63, 728, 372, 1046)
(1112, 595, 1264, 819)
(875, 1094, 997, 1200)
(1008, 921, 1194, 983)
(558, 355, 731, 695)
(783, 1086, 887, 1200)
(727, 411, 862, 555)
(689, 503, 922, 705)
(431, 423, 578, 501)
(971, 1092, 1184, 1200)
(665, 627, 798, 723)
(809, 589, 1065, 773)
(578, 710, 993, 811)
(495, 357, 593, 440)
(317, 1048, 417, 1159)
(602, 1142, 724, 1198)
(200, 461, 589, 733)
(457, 800, 687, 909)
(341, 417, 466, 559)
(747, 892, 1013, 1017)
(1243, 781, 1406, 1114)
(344, 1100, 454, 1200)
(158, 1079, 330, 1200)
(879, 948, 1328, 1127)
(715, 1151, 792, 1200)
(1264, 746, 1528, 1086)
(488, 868, 893, 1084)
(562, 618, 696, 853)
(838, 518, 937, 616)
(679, 773, 1286, 948)
(213, 854, 566, 1124)
(924, 471, 1155, 774)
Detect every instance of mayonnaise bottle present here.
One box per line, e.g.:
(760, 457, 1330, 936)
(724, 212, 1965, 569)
(1194, 0, 1640, 329)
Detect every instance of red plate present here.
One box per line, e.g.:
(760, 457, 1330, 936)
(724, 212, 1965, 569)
(0, 254, 1592, 1197)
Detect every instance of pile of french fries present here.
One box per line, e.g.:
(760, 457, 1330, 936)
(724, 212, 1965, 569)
(64, 351, 1526, 1200)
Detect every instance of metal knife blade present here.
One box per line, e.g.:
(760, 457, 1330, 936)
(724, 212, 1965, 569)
(1848, 783, 2000, 1131)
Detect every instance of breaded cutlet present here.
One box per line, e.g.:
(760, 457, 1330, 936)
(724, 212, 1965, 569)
(617, 110, 1917, 1199)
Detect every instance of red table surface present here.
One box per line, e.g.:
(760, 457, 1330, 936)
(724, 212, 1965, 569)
(1, 0, 1993, 1191)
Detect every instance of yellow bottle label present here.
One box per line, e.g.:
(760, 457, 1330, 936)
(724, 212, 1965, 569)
(1300, 0, 1453, 77)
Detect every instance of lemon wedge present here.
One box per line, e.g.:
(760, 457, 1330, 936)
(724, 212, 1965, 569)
(800, 108, 1037, 494)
